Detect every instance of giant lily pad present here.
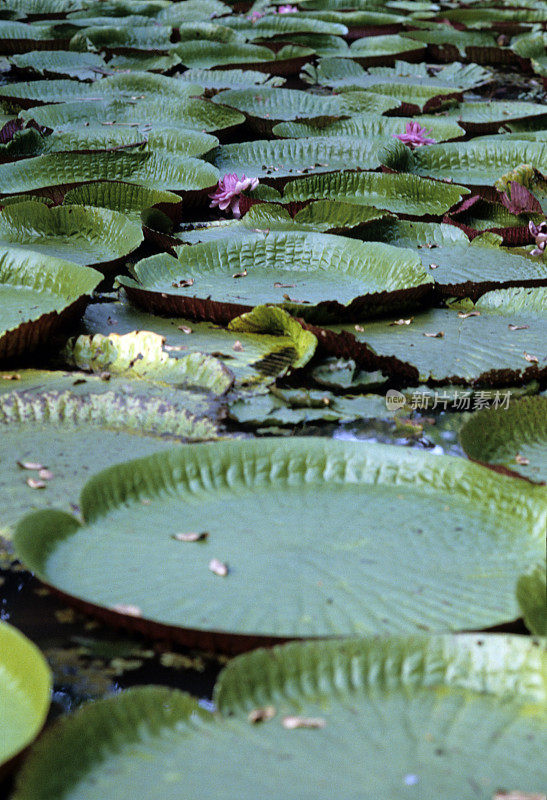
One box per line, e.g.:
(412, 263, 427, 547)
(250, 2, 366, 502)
(0, 378, 224, 539)
(0, 73, 204, 108)
(211, 87, 400, 131)
(63, 331, 234, 393)
(12, 438, 547, 647)
(45, 125, 218, 159)
(381, 138, 547, 187)
(349, 33, 426, 65)
(459, 396, 547, 483)
(179, 67, 285, 91)
(0, 622, 51, 775)
(213, 136, 387, 180)
(172, 41, 279, 69)
(278, 170, 470, 215)
(81, 297, 318, 387)
(272, 112, 464, 142)
(0, 246, 101, 362)
(21, 96, 244, 133)
(0, 201, 143, 267)
(441, 101, 547, 135)
(317, 286, 546, 385)
(9, 50, 108, 79)
(0, 151, 218, 196)
(359, 222, 547, 298)
(9, 635, 547, 798)
(117, 231, 433, 323)
(62, 182, 182, 217)
(517, 565, 547, 635)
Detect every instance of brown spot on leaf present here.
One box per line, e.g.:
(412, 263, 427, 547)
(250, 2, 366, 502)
(248, 706, 276, 724)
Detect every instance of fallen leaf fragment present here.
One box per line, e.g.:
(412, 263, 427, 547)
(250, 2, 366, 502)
(457, 311, 480, 319)
(171, 278, 194, 288)
(232, 269, 247, 279)
(423, 331, 444, 338)
(26, 478, 46, 489)
(111, 603, 142, 617)
(515, 454, 530, 466)
(282, 716, 326, 730)
(178, 325, 193, 334)
(209, 558, 228, 577)
(233, 340, 244, 352)
(172, 532, 209, 542)
(493, 793, 546, 800)
(17, 460, 45, 471)
(274, 282, 295, 288)
(390, 318, 413, 326)
(508, 324, 529, 331)
(248, 706, 276, 724)
(429, 263, 439, 270)
(523, 352, 539, 363)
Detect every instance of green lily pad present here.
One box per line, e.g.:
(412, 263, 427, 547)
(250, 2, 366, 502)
(272, 112, 463, 142)
(62, 183, 181, 217)
(244, 200, 392, 234)
(12, 438, 546, 644)
(359, 222, 547, 298)
(319, 286, 546, 386)
(0, 378, 223, 539)
(278, 170, 470, 216)
(0, 622, 51, 773)
(171, 41, 279, 69)
(10, 635, 547, 799)
(64, 331, 234, 394)
(0, 73, 203, 107)
(179, 67, 285, 90)
(228, 386, 389, 426)
(459, 396, 547, 483)
(45, 125, 218, 158)
(441, 101, 547, 134)
(117, 231, 433, 323)
(9, 50, 108, 79)
(0, 151, 218, 196)
(0, 202, 143, 267)
(21, 96, 244, 133)
(349, 33, 426, 65)
(0, 246, 101, 362)
(381, 138, 547, 187)
(516, 565, 547, 635)
(213, 136, 388, 180)
(219, 13, 347, 40)
(81, 296, 317, 387)
(310, 356, 388, 392)
(212, 87, 399, 129)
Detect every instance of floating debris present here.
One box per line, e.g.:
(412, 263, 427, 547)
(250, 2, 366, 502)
(209, 558, 228, 577)
(282, 716, 326, 730)
(172, 532, 209, 542)
(248, 706, 276, 724)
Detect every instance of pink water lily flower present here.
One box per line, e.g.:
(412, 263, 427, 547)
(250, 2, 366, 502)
(529, 219, 547, 256)
(248, 10, 264, 22)
(277, 4, 298, 12)
(209, 174, 259, 218)
(394, 122, 436, 147)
